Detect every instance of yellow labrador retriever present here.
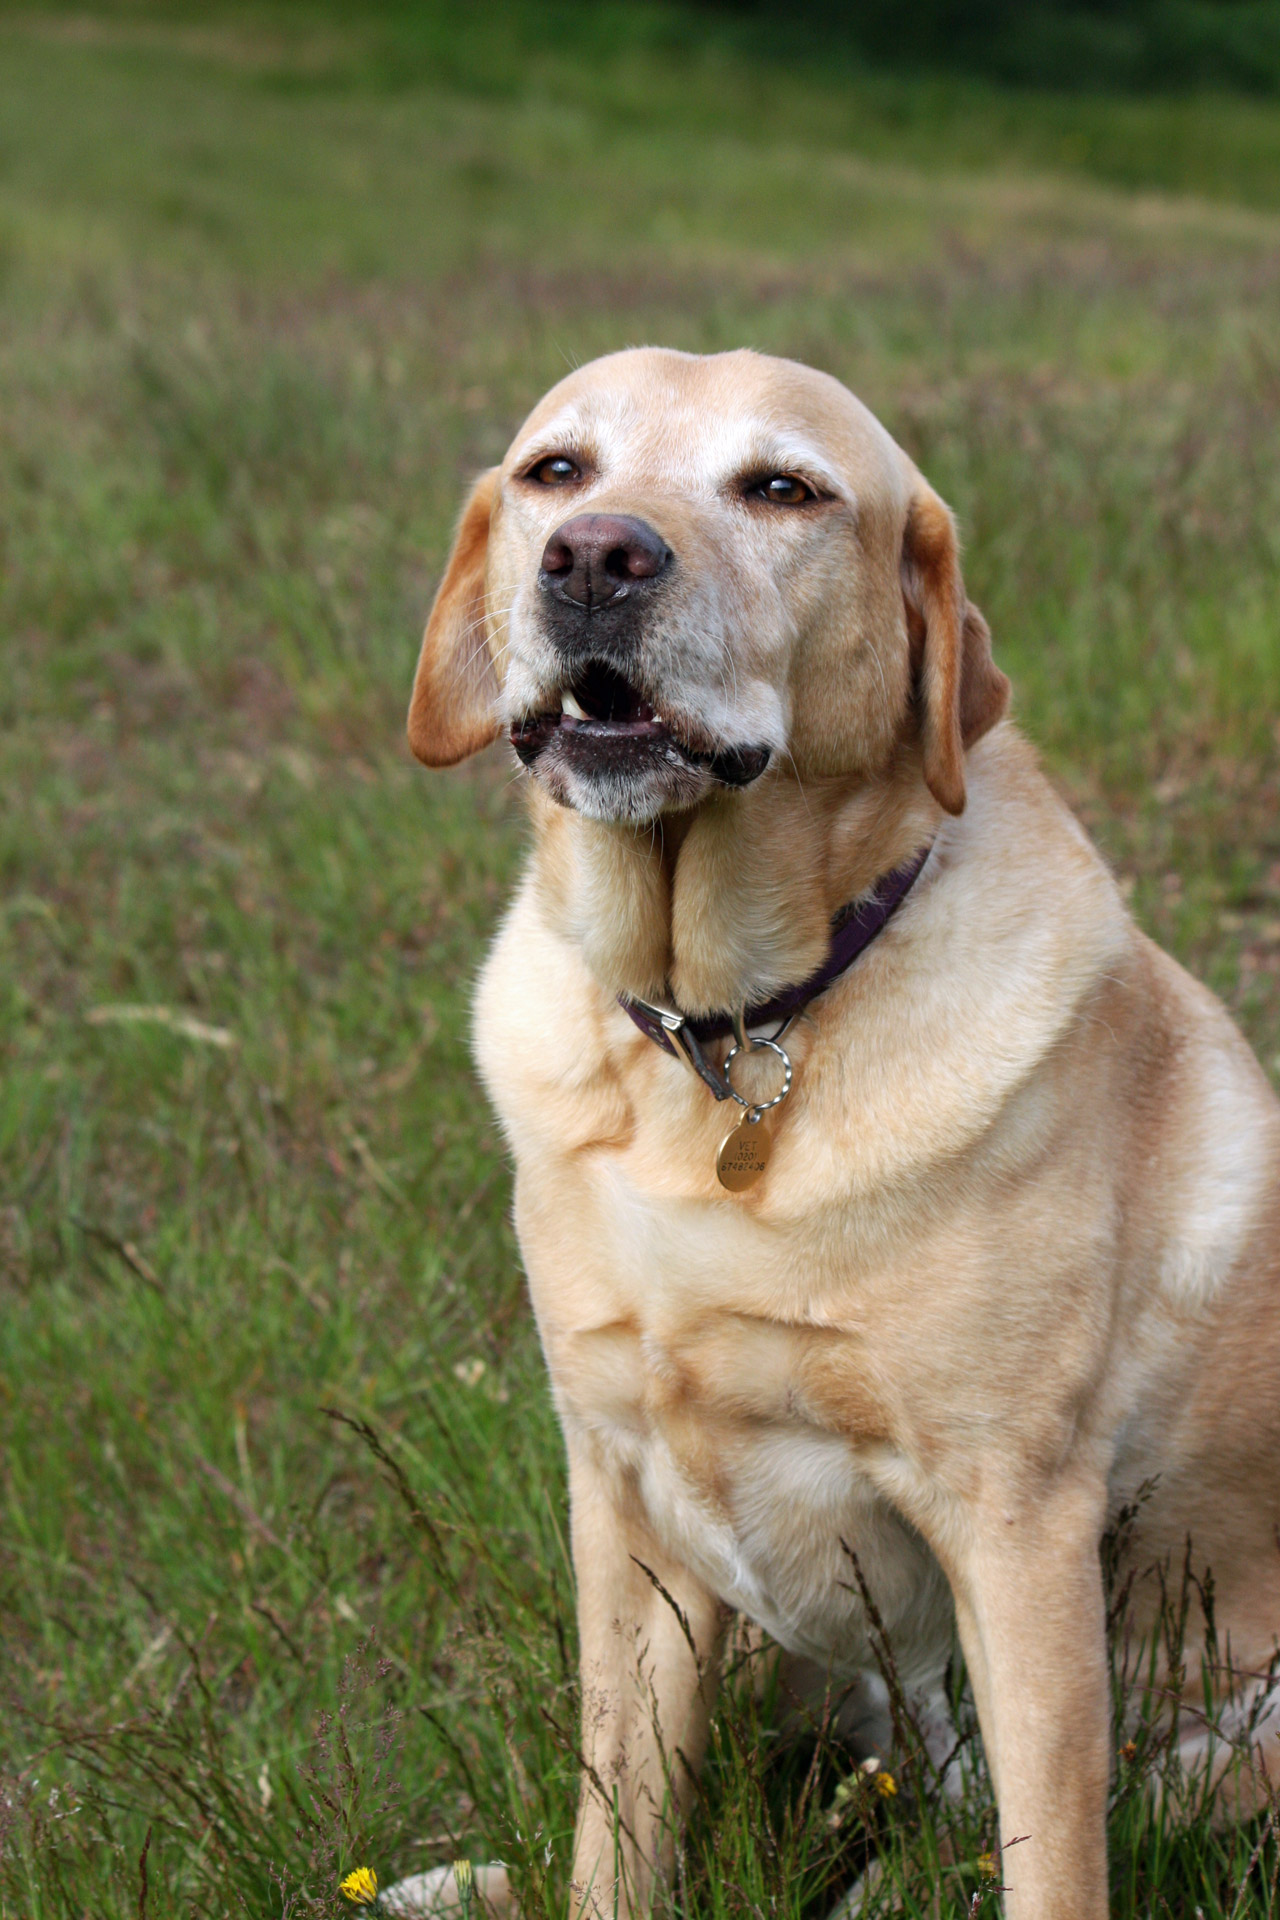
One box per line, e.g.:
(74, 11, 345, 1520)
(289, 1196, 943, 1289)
(392, 349, 1280, 1920)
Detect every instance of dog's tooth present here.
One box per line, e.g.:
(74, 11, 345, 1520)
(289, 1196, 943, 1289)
(561, 690, 587, 720)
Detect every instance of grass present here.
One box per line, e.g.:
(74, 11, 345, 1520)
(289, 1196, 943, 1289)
(1, 3, 1279, 1913)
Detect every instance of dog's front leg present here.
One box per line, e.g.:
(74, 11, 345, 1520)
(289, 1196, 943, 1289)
(567, 1435, 724, 1920)
(949, 1477, 1111, 1920)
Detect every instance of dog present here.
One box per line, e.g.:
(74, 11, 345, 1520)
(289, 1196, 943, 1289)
(388, 348, 1280, 1920)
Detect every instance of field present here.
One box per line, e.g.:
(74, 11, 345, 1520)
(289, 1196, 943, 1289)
(2, 4, 1280, 1914)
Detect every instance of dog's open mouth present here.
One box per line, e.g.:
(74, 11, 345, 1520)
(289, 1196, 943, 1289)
(554, 660, 665, 737)
(510, 661, 770, 797)
(511, 661, 668, 757)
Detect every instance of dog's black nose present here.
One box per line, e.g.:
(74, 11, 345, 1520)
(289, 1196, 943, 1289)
(540, 514, 671, 610)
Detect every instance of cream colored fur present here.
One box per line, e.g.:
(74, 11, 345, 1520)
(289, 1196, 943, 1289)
(395, 349, 1280, 1920)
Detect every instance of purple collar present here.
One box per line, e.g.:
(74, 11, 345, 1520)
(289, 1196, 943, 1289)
(619, 842, 933, 1100)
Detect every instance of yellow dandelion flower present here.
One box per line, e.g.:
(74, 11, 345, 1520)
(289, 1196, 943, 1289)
(874, 1771, 897, 1798)
(977, 1852, 998, 1878)
(453, 1860, 476, 1902)
(340, 1865, 379, 1906)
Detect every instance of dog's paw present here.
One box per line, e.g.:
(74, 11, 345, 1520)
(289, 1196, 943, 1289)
(380, 1864, 512, 1918)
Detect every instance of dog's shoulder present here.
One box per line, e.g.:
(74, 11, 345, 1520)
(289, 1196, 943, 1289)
(472, 869, 639, 1157)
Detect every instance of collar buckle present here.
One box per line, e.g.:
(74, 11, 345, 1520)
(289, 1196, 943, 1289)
(624, 996, 735, 1100)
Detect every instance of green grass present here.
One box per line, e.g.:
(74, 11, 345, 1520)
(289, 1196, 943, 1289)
(1, 4, 1279, 1913)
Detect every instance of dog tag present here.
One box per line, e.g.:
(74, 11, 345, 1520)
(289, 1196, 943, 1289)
(716, 1117, 770, 1192)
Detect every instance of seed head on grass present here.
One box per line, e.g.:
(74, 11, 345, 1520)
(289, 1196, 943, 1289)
(828, 1778, 856, 1826)
(341, 1866, 380, 1906)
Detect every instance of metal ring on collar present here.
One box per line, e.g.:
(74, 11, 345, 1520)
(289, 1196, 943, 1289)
(723, 1036, 793, 1118)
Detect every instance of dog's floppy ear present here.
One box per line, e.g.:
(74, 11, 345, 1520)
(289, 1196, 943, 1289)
(901, 483, 1009, 815)
(407, 469, 503, 767)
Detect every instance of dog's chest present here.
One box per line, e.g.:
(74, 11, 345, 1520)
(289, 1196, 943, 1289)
(545, 1201, 945, 1668)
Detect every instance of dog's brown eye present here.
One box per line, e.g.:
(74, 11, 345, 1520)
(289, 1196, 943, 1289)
(530, 456, 580, 486)
(753, 474, 815, 506)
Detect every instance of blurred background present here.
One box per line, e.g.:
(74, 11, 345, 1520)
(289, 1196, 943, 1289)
(2, 3, 1279, 1914)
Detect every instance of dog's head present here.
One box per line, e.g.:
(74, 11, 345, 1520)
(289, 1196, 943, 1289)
(409, 348, 1007, 823)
